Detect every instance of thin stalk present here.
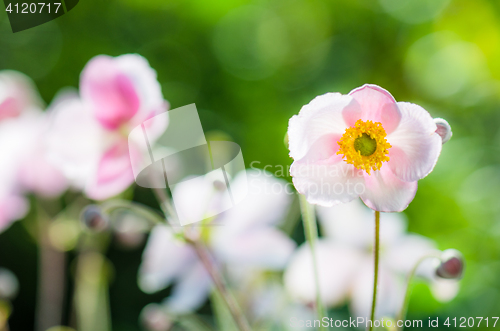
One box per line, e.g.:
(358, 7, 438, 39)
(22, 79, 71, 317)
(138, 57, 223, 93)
(151, 187, 179, 228)
(153, 187, 251, 331)
(369, 211, 380, 331)
(298, 194, 327, 327)
(187, 238, 251, 331)
(396, 254, 440, 330)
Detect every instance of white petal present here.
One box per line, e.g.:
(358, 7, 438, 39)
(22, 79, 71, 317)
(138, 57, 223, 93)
(291, 154, 365, 207)
(218, 169, 292, 229)
(430, 279, 459, 302)
(316, 200, 407, 248)
(350, 263, 405, 319)
(360, 165, 418, 212)
(288, 93, 354, 161)
(316, 199, 373, 246)
(163, 261, 211, 314)
(284, 240, 363, 307)
(138, 225, 197, 293)
(384, 234, 438, 274)
(387, 102, 442, 182)
(212, 227, 296, 270)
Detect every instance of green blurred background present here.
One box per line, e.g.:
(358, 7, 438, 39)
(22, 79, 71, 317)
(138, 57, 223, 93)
(1, 0, 500, 329)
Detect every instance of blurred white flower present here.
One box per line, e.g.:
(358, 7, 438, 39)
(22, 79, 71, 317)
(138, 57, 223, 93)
(246, 278, 317, 331)
(283, 199, 459, 318)
(47, 54, 168, 200)
(138, 170, 296, 314)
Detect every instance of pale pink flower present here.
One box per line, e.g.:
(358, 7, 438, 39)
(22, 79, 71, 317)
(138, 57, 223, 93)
(47, 54, 168, 200)
(15, 111, 69, 197)
(138, 171, 296, 314)
(283, 199, 459, 318)
(0, 70, 43, 120)
(0, 71, 67, 232)
(288, 84, 449, 212)
(0, 193, 28, 233)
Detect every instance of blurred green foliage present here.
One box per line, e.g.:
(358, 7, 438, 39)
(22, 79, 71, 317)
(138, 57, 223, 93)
(1, 0, 500, 329)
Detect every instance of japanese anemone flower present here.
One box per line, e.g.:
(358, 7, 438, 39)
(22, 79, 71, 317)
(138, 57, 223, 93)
(47, 54, 168, 200)
(288, 84, 451, 212)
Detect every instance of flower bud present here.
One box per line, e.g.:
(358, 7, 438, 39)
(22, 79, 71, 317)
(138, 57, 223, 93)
(140, 304, 172, 331)
(434, 118, 452, 144)
(0, 268, 19, 300)
(436, 249, 464, 279)
(80, 205, 109, 232)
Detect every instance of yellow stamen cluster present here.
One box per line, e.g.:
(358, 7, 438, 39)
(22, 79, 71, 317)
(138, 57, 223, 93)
(337, 119, 391, 174)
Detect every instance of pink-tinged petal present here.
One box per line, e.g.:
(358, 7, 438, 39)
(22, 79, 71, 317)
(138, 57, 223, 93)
(81, 56, 140, 130)
(18, 150, 68, 198)
(0, 70, 44, 121)
(114, 54, 168, 128)
(387, 102, 442, 182)
(291, 136, 365, 207)
(345, 84, 401, 134)
(212, 227, 296, 270)
(138, 225, 197, 294)
(46, 94, 104, 189)
(163, 261, 212, 314)
(360, 165, 418, 212)
(284, 241, 364, 307)
(350, 263, 404, 318)
(85, 140, 135, 200)
(0, 195, 28, 233)
(434, 117, 452, 144)
(0, 97, 22, 120)
(288, 93, 355, 160)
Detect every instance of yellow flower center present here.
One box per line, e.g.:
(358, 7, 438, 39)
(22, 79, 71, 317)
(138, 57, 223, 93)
(337, 119, 391, 174)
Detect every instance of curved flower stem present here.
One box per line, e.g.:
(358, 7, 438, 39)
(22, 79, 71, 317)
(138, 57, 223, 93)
(396, 254, 441, 330)
(298, 194, 327, 328)
(369, 211, 380, 331)
(186, 237, 251, 331)
(152, 187, 251, 331)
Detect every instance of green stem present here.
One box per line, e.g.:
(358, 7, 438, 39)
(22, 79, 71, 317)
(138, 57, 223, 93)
(369, 211, 380, 331)
(298, 194, 327, 327)
(396, 254, 440, 330)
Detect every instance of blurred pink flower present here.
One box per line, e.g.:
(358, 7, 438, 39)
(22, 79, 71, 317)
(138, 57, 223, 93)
(283, 199, 459, 318)
(288, 84, 447, 212)
(0, 70, 43, 120)
(0, 193, 28, 233)
(47, 54, 168, 200)
(0, 71, 67, 232)
(138, 171, 296, 314)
